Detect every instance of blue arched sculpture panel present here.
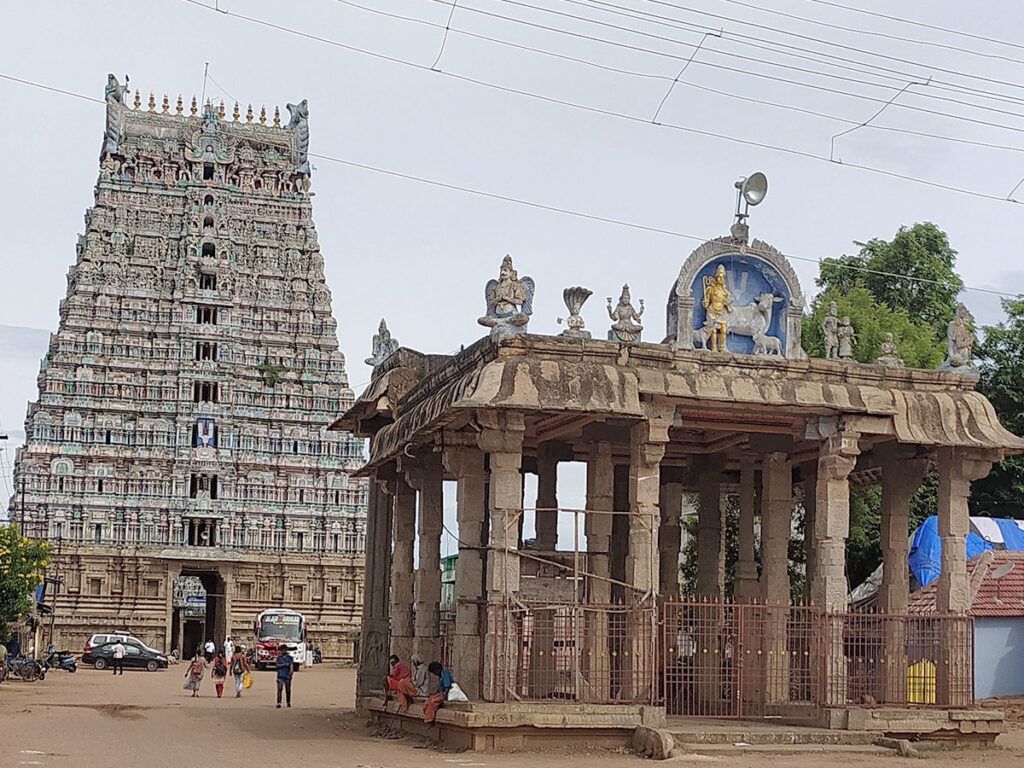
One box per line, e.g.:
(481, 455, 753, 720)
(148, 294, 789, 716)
(690, 253, 791, 355)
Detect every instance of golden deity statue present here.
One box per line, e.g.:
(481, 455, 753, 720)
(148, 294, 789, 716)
(701, 264, 732, 352)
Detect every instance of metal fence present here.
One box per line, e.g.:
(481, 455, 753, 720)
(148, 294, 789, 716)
(484, 603, 658, 704)
(660, 601, 975, 718)
(825, 612, 974, 708)
(661, 600, 820, 718)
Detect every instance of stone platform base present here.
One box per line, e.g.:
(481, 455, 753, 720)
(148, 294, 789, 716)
(358, 695, 664, 751)
(812, 707, 1006, 744)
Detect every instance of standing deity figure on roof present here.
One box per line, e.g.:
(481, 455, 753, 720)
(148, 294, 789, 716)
(365, 318, 400, 368)
(607, 285, 644, 343)
(838, 316, 856, 360)
(822, 300, 840, 359)
(876, 332, 904, 368)
(702, 264, 732, 352)
(478, 256, 535, 339)
(943, 303, 976, 370)
(103, 74, 129, 156)
(286, 99, 311, 175)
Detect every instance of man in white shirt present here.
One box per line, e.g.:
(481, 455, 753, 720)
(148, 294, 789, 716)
(223, 637, 234, 660)
(111, 642, 126, 675)
(204, 639, 216, 662)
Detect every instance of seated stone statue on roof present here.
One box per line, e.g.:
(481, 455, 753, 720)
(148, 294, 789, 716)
(478, 255, 535, 340)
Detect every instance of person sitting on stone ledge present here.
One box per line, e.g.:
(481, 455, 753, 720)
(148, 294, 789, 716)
(410, 654, 429, 696)
(423, 661, 451, 724)
(385, 653, 416, 712)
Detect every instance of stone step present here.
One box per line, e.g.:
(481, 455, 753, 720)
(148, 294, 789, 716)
(667, 728, 879, 746)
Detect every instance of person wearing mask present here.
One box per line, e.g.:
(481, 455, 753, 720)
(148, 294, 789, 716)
(385, 654, 416, 712)
(110, 641, 126, 676)
(275, 645, 295, 708)
(230, 645, 250, 698)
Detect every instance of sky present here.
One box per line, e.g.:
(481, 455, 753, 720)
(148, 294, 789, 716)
(2, 0, 1024, 539)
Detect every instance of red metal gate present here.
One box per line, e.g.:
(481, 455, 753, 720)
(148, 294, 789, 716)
(661, 600, 820, 719)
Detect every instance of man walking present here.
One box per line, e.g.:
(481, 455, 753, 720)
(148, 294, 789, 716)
(111, 641, 126, 675)
(203, 639, 216, 663)
(275, 645, 294, 708)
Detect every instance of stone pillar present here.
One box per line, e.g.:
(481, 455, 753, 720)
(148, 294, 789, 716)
(530, 445, 559, 696)
(811, 423, 859, 707)
(936, 448, 993, 707)
(478, 412, 525, 701)
(802, 465, 817, 603)
(583, 442, 614, 701)
(405, 452, 444, 663)
(442, 443, 488, 700)
(357, 479, 394, 696)
(760, 452, 793, 705)
(625, 403, 671, 700)
(535, 444, 559, 551)
(879, 456, 928, 703)
(659, 482, 684, 602)
(695, 456, 725, 599)
(734, 456, 759, 602)
(390, 476, 417, 662)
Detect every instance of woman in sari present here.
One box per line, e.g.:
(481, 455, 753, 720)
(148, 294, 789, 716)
(184, 654, 206, 697)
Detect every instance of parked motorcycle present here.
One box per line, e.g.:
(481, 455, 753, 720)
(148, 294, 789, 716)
(7, 656, 45, 681)
(43, 648, 77, 673)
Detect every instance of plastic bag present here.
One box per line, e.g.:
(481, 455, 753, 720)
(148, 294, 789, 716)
(242, 671, 253, 689)
(447, 683, 468, 702)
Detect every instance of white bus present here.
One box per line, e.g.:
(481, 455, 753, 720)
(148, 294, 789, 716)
(253, 609, 307, 671)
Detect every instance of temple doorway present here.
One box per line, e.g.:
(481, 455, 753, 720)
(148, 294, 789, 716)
(172, 570, 227, 657)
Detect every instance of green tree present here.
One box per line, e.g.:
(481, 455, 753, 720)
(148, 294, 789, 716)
(803, 285, 944, 368)
(971, 298, 1024, 517)
(816, 222, 964, 340)
(0, 526, 50, 641)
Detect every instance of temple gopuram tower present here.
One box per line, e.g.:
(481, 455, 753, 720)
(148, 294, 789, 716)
(9, 78, 366, 660)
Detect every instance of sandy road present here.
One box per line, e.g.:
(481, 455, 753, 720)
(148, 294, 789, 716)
(1, 664, 1023, 768)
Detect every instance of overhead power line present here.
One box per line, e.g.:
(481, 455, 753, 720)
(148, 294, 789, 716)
(333, 0, 1024, 153)
(716, 0, 1024, 67)
(0, 68, 1018, 301)
(801, 0, 1024, 54)
(581, 0, 1024, 109)
(418, 0, 1024, 134)
(631, 0, 1024, 95)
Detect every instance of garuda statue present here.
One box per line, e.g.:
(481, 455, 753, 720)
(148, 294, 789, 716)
(478, 255, 535, 339)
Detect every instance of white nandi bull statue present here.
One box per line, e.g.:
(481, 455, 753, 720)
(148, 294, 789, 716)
(693, 292, 785, 355)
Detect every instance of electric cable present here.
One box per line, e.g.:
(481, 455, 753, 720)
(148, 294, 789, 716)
(1, 68, 1021, 300)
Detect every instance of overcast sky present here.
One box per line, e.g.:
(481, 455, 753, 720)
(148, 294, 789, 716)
(2, 1, 1023, 537)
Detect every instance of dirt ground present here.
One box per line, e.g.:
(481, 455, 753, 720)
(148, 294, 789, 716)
(2, 664, 1024, 768)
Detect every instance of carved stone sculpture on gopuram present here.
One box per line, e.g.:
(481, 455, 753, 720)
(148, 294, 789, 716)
(876, 332, 904, 368)
(557, 286, 592, 339)
(478, 255, 535, 339)
(9, 77, 365, 662)
(607, 284, 644, 343)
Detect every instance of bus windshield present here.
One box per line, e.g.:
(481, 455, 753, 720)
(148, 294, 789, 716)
(258, 614, 303, 641)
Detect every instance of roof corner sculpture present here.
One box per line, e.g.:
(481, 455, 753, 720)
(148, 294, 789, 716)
(478, 255, 535, 340)
(365, 318, 400, 368)
(286, 99, 311, 175)
(607, 284, 644, 343)
(102, 73, 129, 157)
(557, 286, 593, 339)
(941, 302, 977, 373)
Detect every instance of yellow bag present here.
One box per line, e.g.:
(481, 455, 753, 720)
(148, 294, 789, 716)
(242, 671, 253, 689)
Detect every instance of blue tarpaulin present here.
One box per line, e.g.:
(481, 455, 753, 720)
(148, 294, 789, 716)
(908, 515, 1024, 587)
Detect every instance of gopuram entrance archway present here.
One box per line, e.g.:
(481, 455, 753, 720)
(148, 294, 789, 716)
(334, 233, 1022, 746)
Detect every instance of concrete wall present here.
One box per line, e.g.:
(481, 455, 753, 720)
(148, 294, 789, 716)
(975, 617, 1024, 698)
